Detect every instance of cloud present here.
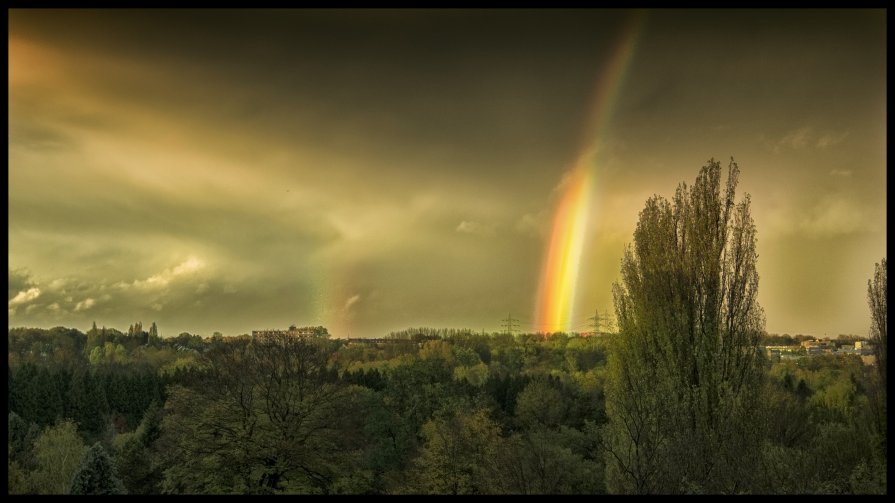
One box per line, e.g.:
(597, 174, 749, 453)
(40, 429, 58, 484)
(776, 127, 813, 151)
(337, 294, 363, 325)
(131, 256, 205, 289)
(799, 198, 874, 238)
(764, 195, 878, 239)
(515, 212, 547, 238)
(829, 169, 853, 177)
(344, 294, 361, 311)
(552, 170, 575, 194)
(9, 287, 41, 307)
(8, 268, 35, 301)
(5, 259, 234, 327)
(771, 127, 850, 153)
(7, 10, 885, 339)
(74, 297, 96, 312)
(456, 220, 496, 236)
(816, 131, 849, 149)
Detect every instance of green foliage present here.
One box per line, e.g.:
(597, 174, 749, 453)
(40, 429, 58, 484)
(604, 159, 765, 493)
(408, 407, 502, 494)
(7, 320, 884, 494)
(848, 457, 887, 494)
(69, 442, 126, 495)
(866, 258, 887, 460)
(29, 420, 86, 494)
(867, 258, 886, 387)
(112, 402, 164, 494)
(453, 362, 490, 387)
(496, 425, 604, 494)
(515, 378, 567, 427)
(9, 364, 65, 427)
(157, 335, 366, 494)
(7, 326, 87, 369)
(8, 412, 39, 468)
(8, 457, 30, 494)
(67, 369, 109, 438)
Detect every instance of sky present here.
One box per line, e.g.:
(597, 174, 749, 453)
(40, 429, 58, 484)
(8, 9, 886, 338)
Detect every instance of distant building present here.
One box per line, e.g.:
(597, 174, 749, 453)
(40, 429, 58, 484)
(800, 339, 837, 354)
(764, 338, 877, 364)
(854, 341, 876, 357)
(764, 345, 802, 359)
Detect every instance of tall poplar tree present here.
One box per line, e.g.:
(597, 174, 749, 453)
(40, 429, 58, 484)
(604, 158, 765, 493)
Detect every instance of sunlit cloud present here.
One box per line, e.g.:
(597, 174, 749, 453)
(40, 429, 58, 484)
(456, 220, 496, 236)
(9, 269, 36, 301)
(344, 294, 361, 310)
(798, 197, 876, 238)
(770, 127, 850, 153)
(764, 195, 878, 239)
(130, 257, 205, 290)
(9, 287, 41, 307)
(816, 131, 849, 149)
(74, 297, 96, 312)
(515, 212, 547, 238)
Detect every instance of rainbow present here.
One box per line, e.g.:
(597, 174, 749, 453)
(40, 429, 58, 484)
(535, 13, 644, 334)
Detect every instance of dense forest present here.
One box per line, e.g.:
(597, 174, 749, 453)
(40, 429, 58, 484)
(8, 161, 886, 494)
(6, 322, 886, 494)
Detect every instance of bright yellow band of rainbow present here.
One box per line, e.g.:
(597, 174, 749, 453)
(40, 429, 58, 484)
(535, 13, 644, 333)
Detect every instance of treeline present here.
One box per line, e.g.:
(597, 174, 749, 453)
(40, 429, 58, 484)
(8, 326, 611, 494)
(761, 333, 868, 347)
(387, 327, 481, 340)
(6, 324, 886, 494)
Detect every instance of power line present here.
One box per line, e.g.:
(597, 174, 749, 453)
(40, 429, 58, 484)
(516, 318, 592, 329)
(587, 308, 613, 335)
(500, 312, 520, 335)
(517, 319, 593, 332)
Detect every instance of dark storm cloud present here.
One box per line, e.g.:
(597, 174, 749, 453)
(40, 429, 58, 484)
(11, 9, 632, 189)
(8, 9, 886, 337)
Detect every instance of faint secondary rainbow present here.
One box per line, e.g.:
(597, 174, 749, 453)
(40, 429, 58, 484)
(535, 13, 644, 333)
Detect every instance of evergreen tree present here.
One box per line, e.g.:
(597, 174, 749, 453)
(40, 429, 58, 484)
(69, 442, 126, 495)
(115, 402, 164, 494)
(69, 370, 109, 437)
(8, 364, 15, 413)
(149, 322, 160, 346)
(13, 366, 65, 426)
(8, 411, 39, 468)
